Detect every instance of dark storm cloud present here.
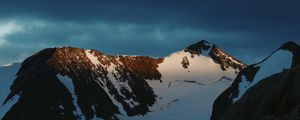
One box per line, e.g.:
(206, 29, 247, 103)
(1, 0, 299, 31)
(0, 0, 299, 65)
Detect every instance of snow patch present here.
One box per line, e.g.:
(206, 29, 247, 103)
(1, 63, 13, 67)
(233, 75, 248, 102)
(106, 64, 139, 109)
(94, 77, 126, 116)
(85, 50, 101, 66)
(93, 62, 140, 115)
(57, 74, 85, 119)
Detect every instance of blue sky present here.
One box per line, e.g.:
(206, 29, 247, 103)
(0, 0, 299, 65)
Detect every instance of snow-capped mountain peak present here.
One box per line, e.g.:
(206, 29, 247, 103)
(183, 40, 246, 72)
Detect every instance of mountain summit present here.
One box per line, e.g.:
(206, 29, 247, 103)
(185, 40, 246, 71)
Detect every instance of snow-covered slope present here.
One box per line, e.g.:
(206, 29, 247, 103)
(233, 50, 292, 102)
(158, 50, 237, 84)
(211, 41, 300, 120)
(0, 40, 246, 120)
(138, 50, 239, 119)
(213, 62, 300, 120)
(122, 78, 232, 120)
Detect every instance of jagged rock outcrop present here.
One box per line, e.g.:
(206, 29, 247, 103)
(185, 40, 246, 71)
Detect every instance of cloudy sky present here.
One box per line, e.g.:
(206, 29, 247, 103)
(0, 0, 299, 65)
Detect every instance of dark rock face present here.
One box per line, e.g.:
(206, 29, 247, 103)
(185, 40, 211, 55)
(209, 45, 246, 71)
(211, 41, 300, 120)
(2, 47, 163, 120)
(181, 56, 189, 69)
(211, 65, 260, 120)
(280, 41, 300, 66)
(213, 65, 300, 120)
(3, 49, 78, 120)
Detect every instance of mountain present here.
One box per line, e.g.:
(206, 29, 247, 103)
(0, 40, 246, 120)
(211, 41, 300, 120)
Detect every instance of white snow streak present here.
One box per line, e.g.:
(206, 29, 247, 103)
(85, 50, 101, 66)
(233, 75, 248, 102)
(57, 74, 85, 119)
